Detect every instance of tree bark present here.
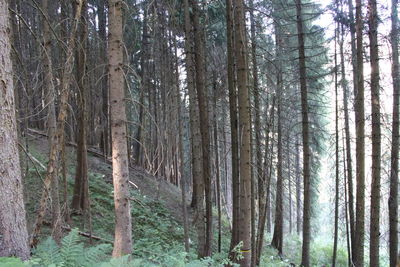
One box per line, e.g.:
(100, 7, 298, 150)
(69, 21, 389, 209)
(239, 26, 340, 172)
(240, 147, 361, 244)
(295, 0, 311, 266)
(108, 0, 132, 257)
(234, 0, 251, 265)
(389, 1, 399, 266)
(354, 0, 366, 265)
(368, 0, 381, 265)
(0, 0, 30, 258)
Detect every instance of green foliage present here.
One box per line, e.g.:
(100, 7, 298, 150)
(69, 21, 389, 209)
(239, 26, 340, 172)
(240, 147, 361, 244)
(31, 229, 111, 267)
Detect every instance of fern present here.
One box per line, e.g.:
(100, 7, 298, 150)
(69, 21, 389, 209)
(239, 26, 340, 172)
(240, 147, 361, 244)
(81, 243, 111, 266)
(60, 229, 84, 267)
(34, 237, 62, 266)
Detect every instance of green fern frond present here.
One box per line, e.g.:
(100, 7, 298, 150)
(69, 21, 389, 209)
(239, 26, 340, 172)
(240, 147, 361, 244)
(60, 229, 84, 267)
(33, 237, 62, 266)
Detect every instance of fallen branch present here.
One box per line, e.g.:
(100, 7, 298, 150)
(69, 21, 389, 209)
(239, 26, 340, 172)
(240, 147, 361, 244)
(43, 221, 113, 244)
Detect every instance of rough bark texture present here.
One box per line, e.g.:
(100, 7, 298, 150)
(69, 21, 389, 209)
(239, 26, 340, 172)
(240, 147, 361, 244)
(108, 0, 133, 257)
(389, 1, 399, 266)
(234, 0, 251, 265)
(0, 0, 30, 259)
(354, 0, 365, 265)
(368, 0, 381, 265)
(295, 0, 311, 266)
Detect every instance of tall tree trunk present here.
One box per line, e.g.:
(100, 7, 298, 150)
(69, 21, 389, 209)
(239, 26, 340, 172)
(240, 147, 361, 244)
(191, 0, 212, 256)
(295, 0, 311, 266)
(354, 0, 365, 265)
(249, 0, 262, 264)
(339, 7, 355, 263)
(41, 0, 62, 243)
(234, 0, 251, 265)
(30, 0, 83, 248)
(255, 95, 275, 266)
(183, 0, 206, 257)
(0, 0, 30, 258)
(332, 25, 339, 267)
(72, 0, 89, 215)
(271, 23, 283, 253)
(368, 0, 381, 265)
(389, 1, 400, 266)
(108, 0, 132, 257)
(226, 0, 240, 254)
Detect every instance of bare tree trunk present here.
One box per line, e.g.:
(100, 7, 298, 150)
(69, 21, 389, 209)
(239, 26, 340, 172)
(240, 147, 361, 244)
(0, 0, 30, 258)
(72, 0, 89, 215)
(234, 0, 251, 265)
(183, 0, 206, 257)
(368, 0, 381, 265)
(295, 0, 311, 265)
(41, 0, 62, 243)
(30, 0, 83, 248)
(108, 0, 132, 257)
(226, 0, 240, 254)
(389, 1, 399, 266)
(354, 0, 365, 265)
(332, 25, 339, 267)
(295, 138, 301, 236)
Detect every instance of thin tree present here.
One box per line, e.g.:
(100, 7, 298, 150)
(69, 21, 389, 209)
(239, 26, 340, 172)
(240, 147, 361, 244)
(0, 0, 30, 258)
(295, 0, 312, 265)
(30, 0, 84, 247)
(354, 0, 366, 265)
(108, 0, 132, 257)
(389, 0, 400, 266)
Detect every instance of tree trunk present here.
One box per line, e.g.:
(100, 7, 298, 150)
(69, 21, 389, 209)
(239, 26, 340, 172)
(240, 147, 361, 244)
(354, 0, 365, 265)
(0, 0, 30, 258)
(191, 0, 212, 256)
(108, 0, 132, 257)
(226, 0, 240, 254)
(368, 0, 381, 265)
(234, 0, 251, 265)
(332, 25, 339, 267)
(41, 0, 62, 243)
(30, 0, 83, 248)
(295, 0, 311, 266)
(72, 0, 89, 215)
(271, 23, 284, 253)
(389, 1, 399, 266)
(183, 0, 206, 257)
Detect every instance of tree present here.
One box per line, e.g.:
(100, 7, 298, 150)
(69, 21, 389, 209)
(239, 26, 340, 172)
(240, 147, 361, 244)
(0, 0, 30, 259)
(295, 0, 311, 265)
(234, 0, 252, 265)
(389, 0, 400, 265)
(354, 0, 366, 265)
(108, 0, 133, 257)
(368, 0, 381, 265)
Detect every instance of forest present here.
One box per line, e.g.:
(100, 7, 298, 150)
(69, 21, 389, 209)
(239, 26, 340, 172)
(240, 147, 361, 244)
(0, 0, 399, 266)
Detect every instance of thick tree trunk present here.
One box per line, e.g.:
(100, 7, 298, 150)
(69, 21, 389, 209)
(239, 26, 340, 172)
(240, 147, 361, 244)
(354, 0, 365, 265)
(389, 1, 400, 266)
(108, 0, 132, 257)
(368, 0, 381, 265)
(0, 1, 30, 258)
(295, 1, 311, 266)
